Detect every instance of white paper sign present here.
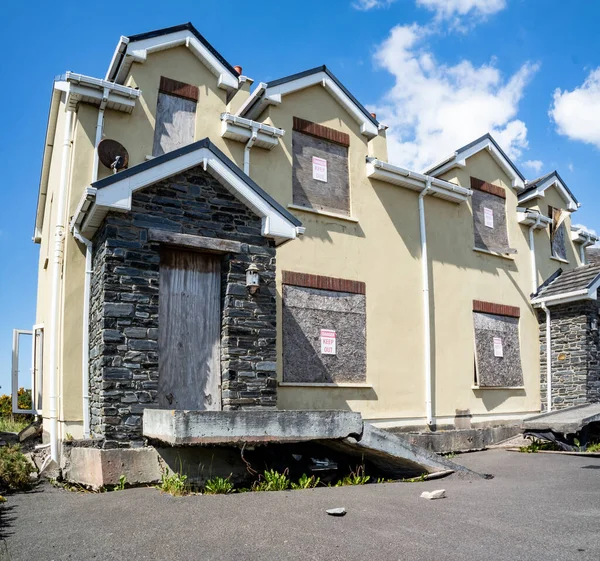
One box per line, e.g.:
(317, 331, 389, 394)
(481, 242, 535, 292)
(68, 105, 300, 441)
(493, 337, 503, 357)
(312, 157, 328, 182)
(320, 329, 337, 355)
(484, 207, 494, 228)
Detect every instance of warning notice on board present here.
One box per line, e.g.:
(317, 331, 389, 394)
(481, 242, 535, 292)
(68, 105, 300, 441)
(320, 329, 337, 355)
(493, 336, 503, 357)
(312, 156, 328, 182)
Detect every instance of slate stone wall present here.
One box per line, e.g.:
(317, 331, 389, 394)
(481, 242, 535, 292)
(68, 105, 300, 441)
(88, 166, 277, 446)
(538, 298, 600, 411)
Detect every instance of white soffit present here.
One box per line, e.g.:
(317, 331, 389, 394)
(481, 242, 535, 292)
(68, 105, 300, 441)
(426, 136, 526, 190)
(518, 174, 579, 211)
(243, 72, 378, 139)
(112, 29, 239, 92)
(75, 143, 302, 244)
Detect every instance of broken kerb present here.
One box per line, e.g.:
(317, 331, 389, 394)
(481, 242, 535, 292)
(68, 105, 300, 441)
(143, 409, 364, 445)
(522, 403, 600, 435)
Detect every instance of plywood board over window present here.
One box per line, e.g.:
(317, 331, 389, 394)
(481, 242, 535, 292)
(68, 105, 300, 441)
(470, 177, 514, 254)
(472, 301, 523, 387)
(549, 205, 568, 260)
(282, 271, 366, 384)
(152, 77, 199, 157)
(292, 117, 350, 216)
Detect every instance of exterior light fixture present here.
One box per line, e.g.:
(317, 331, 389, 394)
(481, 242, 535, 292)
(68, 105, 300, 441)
(591, 317, 598, 332)
(246, 263, 260, 295)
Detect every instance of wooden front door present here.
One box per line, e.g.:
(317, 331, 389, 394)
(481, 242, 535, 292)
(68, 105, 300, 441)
(158, 250, 221, 410)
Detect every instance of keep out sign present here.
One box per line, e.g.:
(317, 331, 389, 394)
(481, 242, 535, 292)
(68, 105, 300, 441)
(320, 329, 337, 355)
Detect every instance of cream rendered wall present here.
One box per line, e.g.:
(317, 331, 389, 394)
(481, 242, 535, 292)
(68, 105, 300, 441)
(435, 151, 542, 419)
(522, 187, 582, 285)
(251, 85, 428, 420)
(102, 46, 245, 179)
(36, 96, 68, 424)
(37, 46, 250, 435)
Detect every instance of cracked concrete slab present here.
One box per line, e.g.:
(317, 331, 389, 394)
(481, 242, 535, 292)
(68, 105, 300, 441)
(522, 403, 600, 434)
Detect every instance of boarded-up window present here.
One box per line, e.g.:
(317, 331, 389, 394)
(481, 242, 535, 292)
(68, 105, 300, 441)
(152, 77, 198, 157)
(292, 117, 350, 215)
(282, 272, 366, 384)
(471, 177, 514, 254)
(473, 301, 523, 387)
(549, 205, 568, 260)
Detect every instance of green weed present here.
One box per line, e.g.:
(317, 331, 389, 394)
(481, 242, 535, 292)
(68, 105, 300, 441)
(113, 475, 127, 491)
(158, 468, 190, 496)
(204, 475, 234, 495)
(401, 473, 428, 483)
(0, 445, 35, 491)
(252, 469, 290, 491)
(291, 473, 320, 490)
(335, 465, 370, 486)
(519, 438, 560, 453)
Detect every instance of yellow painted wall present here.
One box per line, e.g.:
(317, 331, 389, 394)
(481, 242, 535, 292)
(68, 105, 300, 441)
(34, 44, 592, 434)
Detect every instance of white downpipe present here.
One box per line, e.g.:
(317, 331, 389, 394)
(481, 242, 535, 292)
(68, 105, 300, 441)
(541, 303, 552, 412)
(580, 244, 586, 265)
(528, 216, 541, 295)
(48, 108, 74, 462)
(243, 127, 258, 175)
(73, 229, 92, 438)
(419, 181, 434, 426)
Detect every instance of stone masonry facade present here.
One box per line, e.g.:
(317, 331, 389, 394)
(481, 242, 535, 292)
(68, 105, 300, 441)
(538, 297, 600, 411)
(88, 165, 277, 446)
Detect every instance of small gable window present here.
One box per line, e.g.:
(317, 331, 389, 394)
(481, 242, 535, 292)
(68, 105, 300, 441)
(472, 300, 523, 388)
(291, 117, 350, 216)
(548, 205, 568, 261)
(470, 177, 515, 254)
(152, 77, 198, 157)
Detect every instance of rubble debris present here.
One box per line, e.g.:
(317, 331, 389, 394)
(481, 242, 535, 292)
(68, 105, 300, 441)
(420, 489, 446, 500)
(326, 507, 346, 516)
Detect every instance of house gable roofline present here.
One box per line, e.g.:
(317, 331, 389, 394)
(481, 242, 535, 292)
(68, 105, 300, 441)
(531, 264, 600, 306)
(425, 133, 526, 189)
(239, 65, 380, 139)
(72, 138, 303, 245)
(105, 22, 241, 92)
(517, 170, 579, 211)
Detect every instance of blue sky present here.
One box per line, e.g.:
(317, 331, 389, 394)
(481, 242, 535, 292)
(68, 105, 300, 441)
(1, 0, 599, 392)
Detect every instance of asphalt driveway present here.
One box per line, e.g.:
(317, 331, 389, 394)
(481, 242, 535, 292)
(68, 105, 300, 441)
(2, 450, 599, 561)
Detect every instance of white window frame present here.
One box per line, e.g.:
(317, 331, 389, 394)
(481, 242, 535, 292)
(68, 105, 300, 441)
(11, 325, 43, 415)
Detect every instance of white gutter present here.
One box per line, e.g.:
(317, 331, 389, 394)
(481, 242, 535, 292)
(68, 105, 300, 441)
(540, 303, 552, 412)
(48, 108, 75, 462)
(419, 181, 434, 426)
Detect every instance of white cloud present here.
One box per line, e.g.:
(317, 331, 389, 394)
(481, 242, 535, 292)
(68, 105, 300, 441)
(550, 68, 600, 149)
(372, 23, 539, 171)
(416, 0, 506, 21)
(523, 160, 544, 174)
(568, 162, 574, 172)
(352, 0, 394, 10)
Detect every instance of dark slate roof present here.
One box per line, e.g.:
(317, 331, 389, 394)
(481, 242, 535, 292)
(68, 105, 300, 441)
(92, 138, 303, 228)
(265, 65, 379, 127)
(126, 23, 239, 78)
(587, 247, 600, 265)
(517, 170, 579, 205)
(534, 264, 600, 300)
(425, 133, 525, 181)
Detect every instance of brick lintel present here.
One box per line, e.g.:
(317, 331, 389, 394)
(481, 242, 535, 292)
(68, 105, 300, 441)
(470, 177, 506, 199)
(282, 271, 365, 294)
(473, 300, 520, 318)
(293, 117, 350, 147)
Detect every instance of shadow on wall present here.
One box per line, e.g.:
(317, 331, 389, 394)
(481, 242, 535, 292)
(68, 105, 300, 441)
(472, 387, 525, 409)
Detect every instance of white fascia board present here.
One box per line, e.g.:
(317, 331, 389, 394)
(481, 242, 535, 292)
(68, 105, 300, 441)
(220, 113, 284, 150)
(70, 188, 97, 232)
(237, 82, 267, 119)
(519, 175, 578, 211)
(517, 208, 552, 228)
(34, 87, 64, 243)
(366, 159, 471, 203)
(125, 31, 239, 91)
(265, 72, 378, 139)
(64, 72, 141, 99)
(532, 288, 596, 307)
(430, 139, 525, 189)
(571, 226, 600, 246)
(94, 148, 298, 242)
(105, 36, 129, 81)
